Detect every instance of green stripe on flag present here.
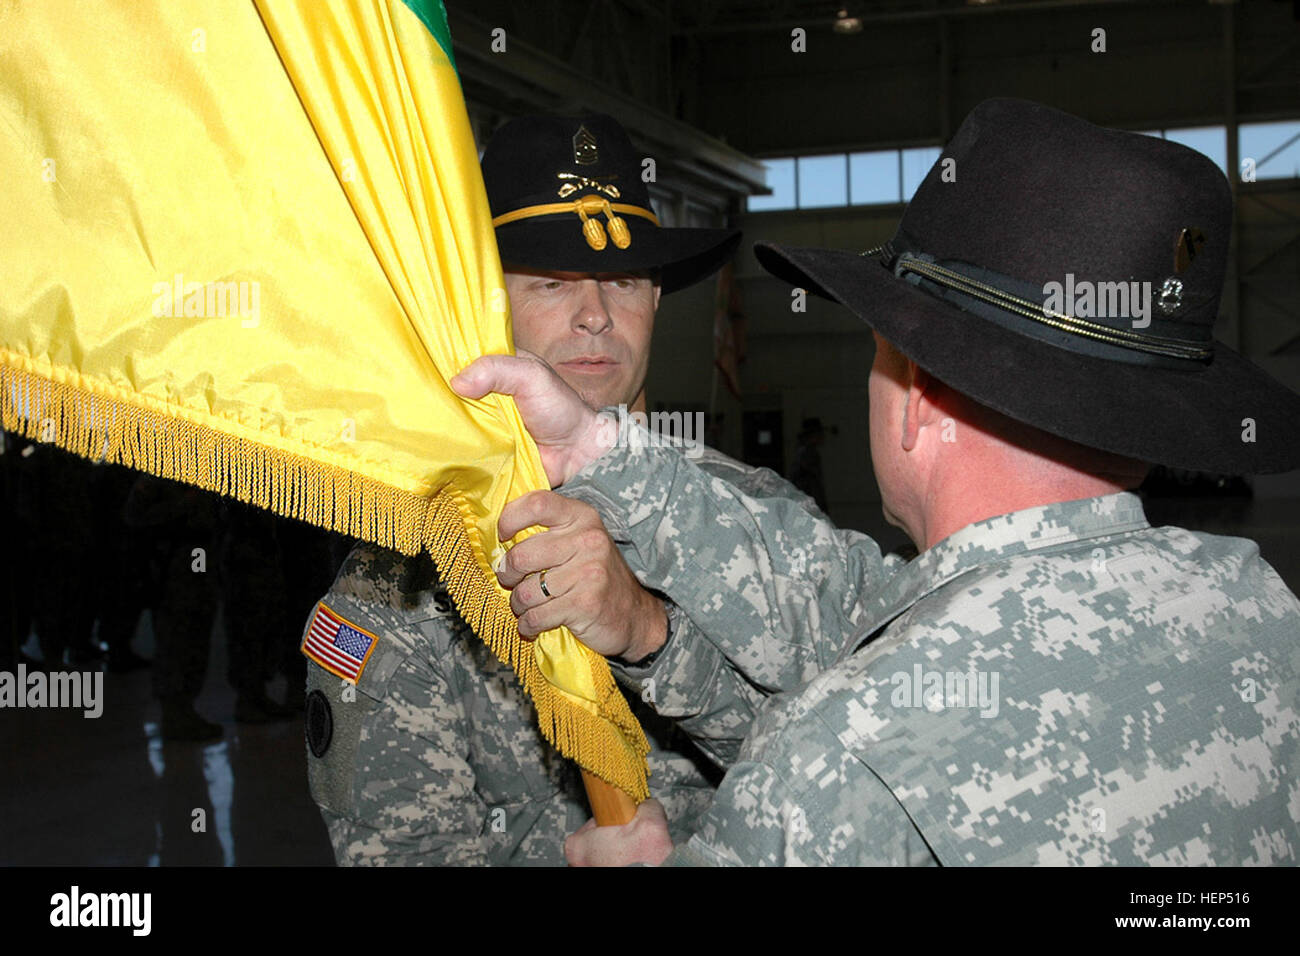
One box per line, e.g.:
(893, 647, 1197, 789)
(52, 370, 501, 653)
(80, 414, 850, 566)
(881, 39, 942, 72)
(400, 0, 456, 69)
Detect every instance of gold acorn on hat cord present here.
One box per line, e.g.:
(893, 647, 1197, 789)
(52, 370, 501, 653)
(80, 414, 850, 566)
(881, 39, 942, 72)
(490, 192, 658, 250)
(576, 200, 607, 250)
(602, 199, 631, 249)
(571, 194, 634, 251)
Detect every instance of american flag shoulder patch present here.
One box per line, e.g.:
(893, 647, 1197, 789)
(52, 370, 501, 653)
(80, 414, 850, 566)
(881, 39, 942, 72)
(301, 601, 380, 683)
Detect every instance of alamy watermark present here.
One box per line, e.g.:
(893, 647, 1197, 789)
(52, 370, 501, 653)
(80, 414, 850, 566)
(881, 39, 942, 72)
(1042, 273, 1153, 328)
(602, 405, 706, 459)
(0, 664, 103, 718)
(889, 664, 1000, 718)
(151, 272, 260, 327)
(50, 886, 150, 935)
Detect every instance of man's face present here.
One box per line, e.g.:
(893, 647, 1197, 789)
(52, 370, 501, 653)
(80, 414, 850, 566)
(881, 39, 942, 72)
(505, 267, 660, 411)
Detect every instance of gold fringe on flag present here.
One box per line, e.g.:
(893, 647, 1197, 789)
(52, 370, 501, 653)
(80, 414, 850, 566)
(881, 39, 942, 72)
(0, 352, 650, 800)
(2, 0, 652, 813)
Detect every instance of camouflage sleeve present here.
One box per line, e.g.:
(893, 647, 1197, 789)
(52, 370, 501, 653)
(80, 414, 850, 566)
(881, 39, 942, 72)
(661, 688, 938, 867)
(690, 446, 820, 515)
(633, 693, 723, 842)
(562, 424, 899, 697)
(613, 607, 769, 769)
(629, 446, 832, 765)
(596, 447, 830, 768)
(304, 581, 497, 866)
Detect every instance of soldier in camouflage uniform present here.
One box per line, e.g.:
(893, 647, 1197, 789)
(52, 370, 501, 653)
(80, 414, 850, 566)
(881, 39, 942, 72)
(457, 99, 1300, 866)
(302, 113, 819, 864)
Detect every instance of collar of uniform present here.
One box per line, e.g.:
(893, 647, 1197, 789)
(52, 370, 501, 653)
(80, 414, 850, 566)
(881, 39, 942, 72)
(838, 491, 1150, 660)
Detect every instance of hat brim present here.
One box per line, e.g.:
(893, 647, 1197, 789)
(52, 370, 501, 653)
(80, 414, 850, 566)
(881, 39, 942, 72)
(755, 241, 1300, 475)
(496, 218, 740, 295)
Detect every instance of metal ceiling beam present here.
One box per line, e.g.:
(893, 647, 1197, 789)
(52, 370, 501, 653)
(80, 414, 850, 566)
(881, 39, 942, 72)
(672, 0, 1189, 36)
(446, 7, 769, 196)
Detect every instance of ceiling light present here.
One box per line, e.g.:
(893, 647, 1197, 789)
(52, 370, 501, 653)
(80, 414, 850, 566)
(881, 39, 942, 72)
(833, 8, 863, 34)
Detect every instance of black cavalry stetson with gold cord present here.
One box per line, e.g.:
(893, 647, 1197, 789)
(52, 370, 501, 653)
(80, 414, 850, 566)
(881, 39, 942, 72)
(756, 98, 1300, 475)
(481, 113, 740, 294)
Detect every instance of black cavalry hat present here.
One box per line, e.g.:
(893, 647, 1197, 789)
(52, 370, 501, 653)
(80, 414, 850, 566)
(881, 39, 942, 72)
(481, 113, 741, 294)
(756, 98, 1300, 474)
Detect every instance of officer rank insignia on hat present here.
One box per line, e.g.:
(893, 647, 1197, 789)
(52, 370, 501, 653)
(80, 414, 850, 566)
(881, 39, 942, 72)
(300, 601, 379, 683)
(573, 124, 598, 165)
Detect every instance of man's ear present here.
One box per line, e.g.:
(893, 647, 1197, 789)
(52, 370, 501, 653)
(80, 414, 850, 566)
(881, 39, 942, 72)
(900, 361, 933, 453)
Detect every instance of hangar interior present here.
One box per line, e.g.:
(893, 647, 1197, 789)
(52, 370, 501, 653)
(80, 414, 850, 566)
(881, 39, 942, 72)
(453, 0, 1300, 554)
(2, 0, 1297, 867)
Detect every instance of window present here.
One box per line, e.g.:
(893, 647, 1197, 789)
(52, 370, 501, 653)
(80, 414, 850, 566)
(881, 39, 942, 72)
(901, 147, 941, 200)
(748, 158, 796, 211)
(849, 150, 899, 205)
(744, 119, 1300, 214)
(1136, 126, 1228, 175)
(1239, 120, 1300, 181)
(1164, 126, 1227, 175)
(797, 154, 848, 208)
(747, 144, 946, 212)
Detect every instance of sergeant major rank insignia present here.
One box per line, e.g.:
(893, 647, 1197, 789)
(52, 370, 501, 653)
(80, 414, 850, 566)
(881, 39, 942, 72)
(573, 124, 598, 165)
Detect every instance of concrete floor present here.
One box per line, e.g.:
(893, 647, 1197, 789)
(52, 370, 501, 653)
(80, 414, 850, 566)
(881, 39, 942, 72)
(3, 494, 1298, 866)
(0, 608, 334, 866)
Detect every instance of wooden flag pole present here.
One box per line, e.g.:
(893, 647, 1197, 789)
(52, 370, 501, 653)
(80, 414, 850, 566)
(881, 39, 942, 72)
(582, 770, 638, 825)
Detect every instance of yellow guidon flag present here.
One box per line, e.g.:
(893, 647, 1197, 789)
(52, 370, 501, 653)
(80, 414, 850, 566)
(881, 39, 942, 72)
(0, 0, 648, 809)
